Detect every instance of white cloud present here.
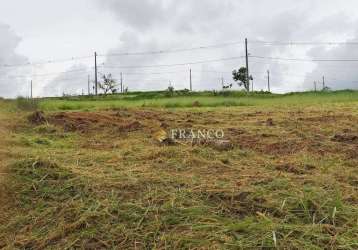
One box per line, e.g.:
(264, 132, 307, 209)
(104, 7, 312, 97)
(0, 23, 29, 98)
(42, 64, 91, 97)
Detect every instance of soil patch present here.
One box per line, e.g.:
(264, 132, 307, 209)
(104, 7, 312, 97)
(275, 163, 315, 175)
(332, 133, 358, 144)
(28, 111, 47, 125)
(48, 112, 145, 133)
(232, 134, 305, 156)
(297, 114, 354, 123)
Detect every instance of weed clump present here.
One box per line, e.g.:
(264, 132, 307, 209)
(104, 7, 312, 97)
(192, 101, 201, 107)
(16, 97, 39, 111)
(13, 159, 69, 181)
(11, 158, 82, 202)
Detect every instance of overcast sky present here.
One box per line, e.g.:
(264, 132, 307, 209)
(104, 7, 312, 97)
(0, 0, 358, 98)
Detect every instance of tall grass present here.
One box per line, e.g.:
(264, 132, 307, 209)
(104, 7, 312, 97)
(16, 97, 39, 111)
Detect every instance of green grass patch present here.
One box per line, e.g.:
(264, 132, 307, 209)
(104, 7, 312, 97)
(15, 97, 40, 111)
(36, 90, 358, 111)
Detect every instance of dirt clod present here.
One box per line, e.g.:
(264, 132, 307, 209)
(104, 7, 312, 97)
(275, 163, 315, 175)
(28, 111, 47, 125)
(332, 133, 358, 143)
(160, 122, 169, 129)
(266, 118, 274, 126)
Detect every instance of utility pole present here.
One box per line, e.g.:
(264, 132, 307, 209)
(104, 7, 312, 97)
(94, 52, 98, 95)
(189, 68, 192, 91)
(322, 76, 325, 90)
(120, 72, 123, 93)
(30, 80, 33, 99)
(245, 38, 250, 92)
(267, 70, 270, 92)
(87, 75, 90, 95)
(314, 81, 317, 92)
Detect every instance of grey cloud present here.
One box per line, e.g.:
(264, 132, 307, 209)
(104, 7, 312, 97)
(88, 0, 358, 92)
(303, 31, 358, 90)
(99, 0, 168, 31)
(96, 0, 238, 34)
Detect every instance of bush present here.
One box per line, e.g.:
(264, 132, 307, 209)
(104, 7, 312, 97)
(16, 97, 39, 111)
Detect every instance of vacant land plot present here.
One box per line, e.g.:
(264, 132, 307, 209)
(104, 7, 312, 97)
(0, 92, 357, 249)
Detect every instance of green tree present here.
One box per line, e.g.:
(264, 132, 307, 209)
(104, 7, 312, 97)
(232, 67, 252, 91)
(99, 74, 117, 94)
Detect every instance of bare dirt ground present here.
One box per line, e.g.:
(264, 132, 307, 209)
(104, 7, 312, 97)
(47, 108, 358, 160)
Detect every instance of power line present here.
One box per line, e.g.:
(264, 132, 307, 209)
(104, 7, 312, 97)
(250, 40, 358, 46)
(101, 40, 358, 57)
(249, 55, 358, 62)
(102, 55, 246, 69)
(98, 41, 244, 57)
(0, 75, 90, 83)
(249, 59, 358, 69)
(4, 39, 358, 68)
(99, 70, 188, 76)
(0, 55, 93, 68)
(100, 69, 234, 75)
(0, 68, 92, 79)
(0, 40, 244, 68)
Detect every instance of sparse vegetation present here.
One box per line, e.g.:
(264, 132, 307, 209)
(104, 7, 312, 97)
(16, 97, 39, 111)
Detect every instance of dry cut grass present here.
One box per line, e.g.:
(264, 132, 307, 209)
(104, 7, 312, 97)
(0, 101, 357, 249)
